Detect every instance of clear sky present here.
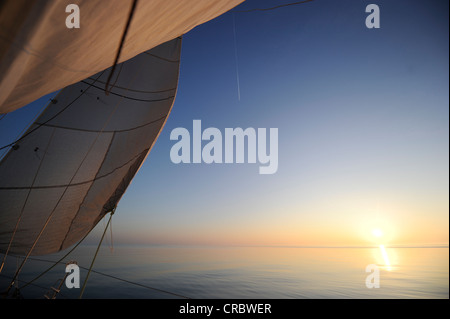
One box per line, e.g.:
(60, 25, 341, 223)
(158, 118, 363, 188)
(1, 0, 448, 247)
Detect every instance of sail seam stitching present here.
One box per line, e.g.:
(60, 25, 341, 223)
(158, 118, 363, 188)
(81, 81, 175, 102)
(84, 78, 177, 94)
(142, 52, 180, 63)
(34, 114, 167, 133)
(58, 132, 117, 251)
(0, 148, 149, 191)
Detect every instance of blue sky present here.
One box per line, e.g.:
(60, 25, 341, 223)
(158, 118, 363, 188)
(1, 0, 448, 246)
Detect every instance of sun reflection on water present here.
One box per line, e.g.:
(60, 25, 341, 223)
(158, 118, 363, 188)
(379, 244, 392, 271)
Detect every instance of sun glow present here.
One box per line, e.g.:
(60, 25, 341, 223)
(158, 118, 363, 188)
(358, 212, 397, 246)
(366, 224, 394, 271)
(372, 228, 384, 238)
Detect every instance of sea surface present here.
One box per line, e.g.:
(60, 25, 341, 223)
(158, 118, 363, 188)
(1, 245, 448, 299)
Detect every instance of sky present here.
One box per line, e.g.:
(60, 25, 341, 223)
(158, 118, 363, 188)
(1, 0, 449, 247)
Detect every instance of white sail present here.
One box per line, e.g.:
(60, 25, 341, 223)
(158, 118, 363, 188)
(0, 37, 181, 256)
(0, 0, 244, 114)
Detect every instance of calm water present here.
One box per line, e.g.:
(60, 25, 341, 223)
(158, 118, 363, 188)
(1, 245, 448, 299)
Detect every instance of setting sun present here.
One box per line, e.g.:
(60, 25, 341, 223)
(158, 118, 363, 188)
(372, 228, 384, 238)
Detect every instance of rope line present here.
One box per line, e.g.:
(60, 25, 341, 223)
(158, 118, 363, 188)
(85, 78, 177, 94)
(78, 209, 114, 299)
(34, 114, 167, 135)
(0, 272, 53, 298)
(104, 0, 139, 95)
(16, 254, 191, 299)
(4, 64, 128, 294)
(11, 210, 189, 299)
(0, 96, 50, 160)
(8, 210, 189, 299)
(0, 148, 149, 190)
(18, 220, 97, 291)
(3, 42, 147, 277)
(0, 71, 105, 152)
(232, 13, 241, 101)
(143, 52, 180, 63)
(83, 81, 175, 102)
(2, 127, 57, 294)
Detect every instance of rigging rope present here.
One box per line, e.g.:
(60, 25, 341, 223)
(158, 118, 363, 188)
(2, 69, 110, 294)
(3, 67, 125, 294)
(4, 208, 189, 299)
(1, 127, 57, 290)
(0, 71, 105, 152)
(10, 40, 150, 298)
(0, 97, 50, 161)
(4, 207, 190, 299)
(4, 46, 149, 284)
(232, 13, 241, 101)
(0, 272, 54, 298)
(109, 214, 115, 253)
(104, 0, 139, 95)
(78, 209, 114, 299)
(16, 255, 191, 299)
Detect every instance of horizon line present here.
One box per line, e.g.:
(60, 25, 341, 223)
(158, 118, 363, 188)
(83, 242, 450, 249)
